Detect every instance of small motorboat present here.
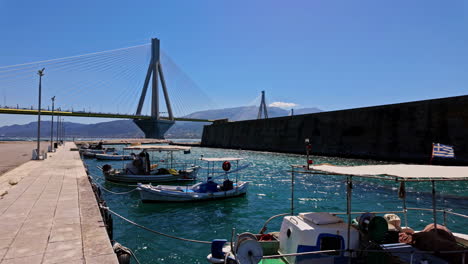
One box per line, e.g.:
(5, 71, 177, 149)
(101, 145, 199, 183)
(95, 153, 134, 161)
(81, 150, 105, 158)
(138, 157, 249, 202)
(207, 163, 468, 264)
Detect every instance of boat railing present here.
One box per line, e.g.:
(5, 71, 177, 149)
(259, 213, 290, 234)
(154, 161, 196, 170)
(331, 208, 468, 227)
(259, 208, 468, 235)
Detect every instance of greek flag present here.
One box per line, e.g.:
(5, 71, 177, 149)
(432, 143, 455, 158)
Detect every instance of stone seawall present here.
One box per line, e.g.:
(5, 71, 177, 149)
(201, 95, 468, 163)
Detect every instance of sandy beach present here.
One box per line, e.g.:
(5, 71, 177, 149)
(0, 141, 51, 176)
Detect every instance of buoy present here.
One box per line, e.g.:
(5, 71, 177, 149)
(222, 161, 231, 171)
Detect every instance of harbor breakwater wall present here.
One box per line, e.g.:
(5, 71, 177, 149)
(201, 95, 468, 163)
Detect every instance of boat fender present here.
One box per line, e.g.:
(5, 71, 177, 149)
(222, 161, 231, 171)
(113, 242, 131, 264)
(168, 168, 179, 175)
(102, 164, 112, 172)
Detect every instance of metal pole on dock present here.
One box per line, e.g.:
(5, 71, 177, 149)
(62, 119, 65, 142)
(59, 118, 62, 143)
(36, 68, 45, 160)
(56, 115, 59, 145)
(50, 96, 55, 152)
(291, 168, 295, 216)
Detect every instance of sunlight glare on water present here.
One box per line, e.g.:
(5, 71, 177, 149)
(84, 146, 468, 263)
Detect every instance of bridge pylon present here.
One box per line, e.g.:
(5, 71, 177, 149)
(257, 90, 268, 119)
(134, 38, 175, 139)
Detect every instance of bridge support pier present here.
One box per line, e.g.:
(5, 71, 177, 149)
(134, 119, 175, 139)
(134, 37, 175, 139)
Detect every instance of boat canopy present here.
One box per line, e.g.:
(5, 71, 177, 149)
(304, 164, 468, 182)
(201, 157, 244, 162)
(124, 145, 191, 151)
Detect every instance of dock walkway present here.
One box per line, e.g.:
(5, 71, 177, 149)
(0, 142, 118, 264)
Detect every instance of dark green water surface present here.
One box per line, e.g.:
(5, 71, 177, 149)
(84, 146, 468, 263)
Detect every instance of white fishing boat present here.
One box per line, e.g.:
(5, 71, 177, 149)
(80, 147, 116, 158)
(138, 157, 249, 202)
(101, 145, 199, 183)
(95, 153, 134, 160)
(81, 149, 105, 158)
(207, 163, 468, 264)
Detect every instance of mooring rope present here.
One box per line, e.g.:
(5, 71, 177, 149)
(101, 206, 212, 244)
(128, 248, 141, 264)
(88, 175, 138, 195)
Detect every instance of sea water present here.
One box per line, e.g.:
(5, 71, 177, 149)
(84, 145, 468, 263)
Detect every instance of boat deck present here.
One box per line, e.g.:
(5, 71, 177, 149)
(0, 142, 118, 264)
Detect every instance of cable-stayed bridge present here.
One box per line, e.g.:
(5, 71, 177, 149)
(0, 38, 217, 138)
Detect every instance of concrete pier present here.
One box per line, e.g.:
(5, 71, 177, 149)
(0, 142, 117, 263)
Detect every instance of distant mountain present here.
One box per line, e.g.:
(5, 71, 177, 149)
(0, 120, 143, 138)
(0, 106, 322, 139)
(183, 106, 321, 121)
(293, 107, 322, 115)
(166, 106, 322, 138)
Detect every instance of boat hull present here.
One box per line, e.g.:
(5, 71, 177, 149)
(95, 154, 133, 160)
(103, 167, 199, 183)
(138, 182, 249, 202)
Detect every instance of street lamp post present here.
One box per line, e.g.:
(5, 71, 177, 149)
(56, 115, 60, 145)
(50, 96, 55, 152)
(62, 118, 65, 143)
(36, 68, 45, 160)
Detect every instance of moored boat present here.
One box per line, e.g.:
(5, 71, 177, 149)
(81, 149, 105, 158)
(101, 145, 199, 183)
(137, 157, 249, 202)
(95, 153, 134, 160)
(207, 163, 468, 264)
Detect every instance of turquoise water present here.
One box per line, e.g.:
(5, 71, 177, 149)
(84, 146, 468, 263)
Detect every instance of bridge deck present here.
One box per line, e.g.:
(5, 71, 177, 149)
(0, 142, 118, 264)
(0, 108, 213, 122)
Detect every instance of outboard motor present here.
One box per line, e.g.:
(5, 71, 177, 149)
(102, 164, 112, 173)
(222, 179, 234, 191)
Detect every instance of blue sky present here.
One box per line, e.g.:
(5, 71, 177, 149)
(0, 0, 467, 125)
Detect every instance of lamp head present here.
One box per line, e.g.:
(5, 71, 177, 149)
(37, 68, 45, 76)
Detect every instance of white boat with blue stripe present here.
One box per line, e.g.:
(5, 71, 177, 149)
(137, 157, 249, 202)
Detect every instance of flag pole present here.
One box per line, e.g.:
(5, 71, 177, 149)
(429, 143, 434, 165)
